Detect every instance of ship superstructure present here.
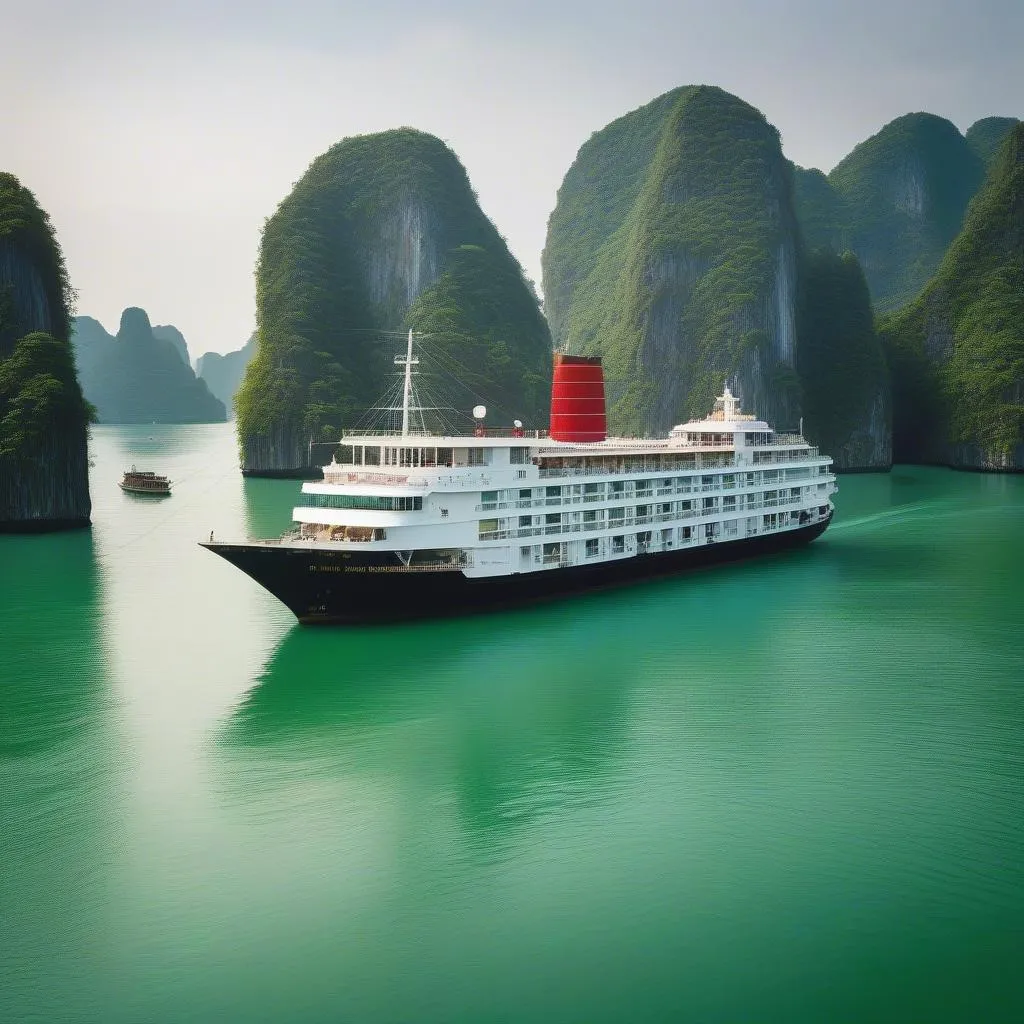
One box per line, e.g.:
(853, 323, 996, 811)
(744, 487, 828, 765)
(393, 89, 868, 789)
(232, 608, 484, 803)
(203, 345, 835, 623)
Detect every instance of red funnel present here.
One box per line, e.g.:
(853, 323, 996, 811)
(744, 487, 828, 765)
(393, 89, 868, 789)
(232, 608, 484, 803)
(550, 354, 607, 443)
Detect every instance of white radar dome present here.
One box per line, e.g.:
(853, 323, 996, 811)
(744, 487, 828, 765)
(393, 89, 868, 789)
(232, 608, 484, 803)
(472, 405, 487, 419)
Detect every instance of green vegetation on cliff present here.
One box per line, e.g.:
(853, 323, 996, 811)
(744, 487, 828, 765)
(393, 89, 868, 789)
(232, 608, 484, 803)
(237, 128, 551, 472)
(0, 173, 91, 528)
(965, 117, 1021, 168)
(543, 86, 803, 436)
(72, 308, 226, 423)
(795, 114, 986, 312)
(798, 250, 890, 468)
(879, 124, 1024, 468)
(0, 332, 89, 456)
(406, 245, 551, 422)
(833, 114, 981, 310)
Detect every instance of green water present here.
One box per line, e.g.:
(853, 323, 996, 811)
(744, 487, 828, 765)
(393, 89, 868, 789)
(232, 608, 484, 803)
(2, 423, 1023, 1023)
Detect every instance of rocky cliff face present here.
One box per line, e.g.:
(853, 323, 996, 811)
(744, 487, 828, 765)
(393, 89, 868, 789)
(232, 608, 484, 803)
(879, 124, 1024, 470)
(543, 87, 804, 436)
(237, 128, 551, 475)
(798, 250, 891, 470)
(0, 173, 91, 531)
(196, 333, 255, 416)
(72, 309, 226, 423)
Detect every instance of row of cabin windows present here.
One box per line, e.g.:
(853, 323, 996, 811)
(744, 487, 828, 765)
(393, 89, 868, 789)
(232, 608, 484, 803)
(335, 445, 530, 468)
(482, 470, 819, 508)
(337, 445, 456, 468)
(540, 453, 733, 473)
(526, 529, 692, 561)
(304, 494, 423, 511)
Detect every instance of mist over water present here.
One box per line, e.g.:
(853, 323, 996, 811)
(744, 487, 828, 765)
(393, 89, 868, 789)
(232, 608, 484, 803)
(2, 423, 1023, 1022)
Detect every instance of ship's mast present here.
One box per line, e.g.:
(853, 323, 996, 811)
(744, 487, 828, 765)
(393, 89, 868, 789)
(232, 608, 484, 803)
(397, 328, 419, 437)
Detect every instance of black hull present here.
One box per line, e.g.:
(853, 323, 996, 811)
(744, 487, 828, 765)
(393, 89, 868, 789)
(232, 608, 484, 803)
(201, 514, 832, 625)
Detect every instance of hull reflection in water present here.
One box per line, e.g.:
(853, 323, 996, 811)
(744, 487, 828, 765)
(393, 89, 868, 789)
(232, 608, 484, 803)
(218, 604, 646, 854)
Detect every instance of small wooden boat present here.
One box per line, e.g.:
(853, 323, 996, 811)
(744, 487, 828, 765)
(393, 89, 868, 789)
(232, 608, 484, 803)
(120, 466, 171, 496)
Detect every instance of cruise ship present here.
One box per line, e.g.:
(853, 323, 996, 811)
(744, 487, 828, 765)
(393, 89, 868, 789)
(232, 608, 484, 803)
(202, 344, 836, 624)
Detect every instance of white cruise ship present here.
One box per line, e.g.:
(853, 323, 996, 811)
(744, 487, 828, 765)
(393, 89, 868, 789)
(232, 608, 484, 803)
(203, 346, 836, 624)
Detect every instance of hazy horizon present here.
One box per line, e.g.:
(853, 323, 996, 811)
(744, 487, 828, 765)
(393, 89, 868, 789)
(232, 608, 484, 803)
(3, 0, 1021, 357)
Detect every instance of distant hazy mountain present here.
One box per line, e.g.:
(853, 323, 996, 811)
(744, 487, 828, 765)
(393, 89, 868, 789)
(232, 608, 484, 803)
(152, 324, 190, 365)
(196, 333, 255, 415)
(72, 308, 226, 423)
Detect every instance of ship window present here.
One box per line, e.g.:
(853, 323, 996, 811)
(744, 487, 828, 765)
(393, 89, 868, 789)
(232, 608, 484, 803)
(608, 507, 625, 522)
(583, 510, 597, 523)
(585, 539, 599, 557)
(519, 489, 532, 500)
(545, 513, 561, 525)
(546, 486, 561, 498)
(338, 445, 354, 465)
(468, 447, 488, 466)
(306, 494, 422, 511)
(611, 535, 625, 553)
(510, 446, 529, 464)
(478, 519, 500, 538)
(703, 497, 716, 509)
(436, 448, 453, 467)
(363, 446, 381, 466)
(610, 481, 624, 494)
(482, 490, 498, 504)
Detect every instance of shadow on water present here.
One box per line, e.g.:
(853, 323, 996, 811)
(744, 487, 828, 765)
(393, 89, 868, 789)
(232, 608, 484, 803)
(0, 531, 115, 1022)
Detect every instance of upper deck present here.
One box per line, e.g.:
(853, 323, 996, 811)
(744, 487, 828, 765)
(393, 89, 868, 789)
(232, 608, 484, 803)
(324, 387, 823, 490)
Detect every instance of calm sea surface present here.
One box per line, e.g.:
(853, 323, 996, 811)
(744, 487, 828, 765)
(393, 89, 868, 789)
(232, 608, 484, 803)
(2, 423, 1023, 1023)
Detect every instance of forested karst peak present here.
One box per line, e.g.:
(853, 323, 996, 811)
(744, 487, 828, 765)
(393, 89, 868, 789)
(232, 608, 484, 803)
(0, 172, 91, 529)
(792, 111, 993, 313)
(237, 127, 550, 475)
(879, 122, 1024, 470)
(543, 85, 803, 436)
(965, 116, 1021, 168)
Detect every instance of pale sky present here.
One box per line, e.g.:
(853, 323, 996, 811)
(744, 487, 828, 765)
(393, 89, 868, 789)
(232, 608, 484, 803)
(3, 0, 1020, 357)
